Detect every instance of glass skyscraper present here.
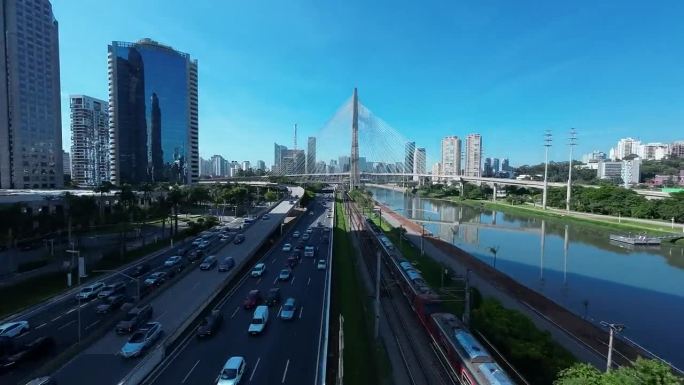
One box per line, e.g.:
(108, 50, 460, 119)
(0, 0, 63, 189)
(108, 38, 198, 185)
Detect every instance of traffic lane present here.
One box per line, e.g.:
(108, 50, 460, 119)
(149, 209, 328, 385)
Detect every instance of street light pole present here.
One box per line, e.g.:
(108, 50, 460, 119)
(65, 248, 81, 344)
(600, 321, 625, 372)
(374, 249, 381, 339)
(566, 128, 577, 212)
(542, 130, 552, 210)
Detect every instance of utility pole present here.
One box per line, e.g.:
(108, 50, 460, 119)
(374, 249, 381, 339)
(566, 128, 577, 212)
(542, 130, 552, 210)
(463, 269, 471, 326)
(600, 321, 625, 372)
(420, 224, 425, 256)
(66, 248, 82, 343)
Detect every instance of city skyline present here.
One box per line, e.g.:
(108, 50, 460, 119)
(51, 1, 684, 168)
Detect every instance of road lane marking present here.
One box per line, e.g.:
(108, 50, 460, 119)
(290, 276, 296, 285)
(256, 278, 262, 284)
(271, 258, 276, 264)
(65, 307, 77, 315)
(190, 281, 200, 291)
(281, 359, 290, 383)
(35, 323, 47, 330)
(249, 357, 261, 382)
(79, 303, 89, 308)
(299, 307, 304, 319)
(278, 306, 283, 318)
(181, 359, 200, 384)
(307, 277, 311, 286)
(51, 315, 62, 322)
(85, 320, 100, 330)
(57, 319, 76, 330)
(231, 306, 240, 318)
(273, 276, 278, 285)
(157, 309, 169, 320)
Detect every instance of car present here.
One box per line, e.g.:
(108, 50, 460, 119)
(192, 238, 202, 246)
(317, 259, 327, 270)
(306, 228, 313, 234)
(292, 231, 300, 238)
(200, 255, 218, 270)
(294, 242, 304, 251)
(251, 263, 266, 277)
(0, 337, 55, 371)
(265, 288, 281, 306)
(243, 289, 262, 309)
(217, 356, 246, 385)
(116, 305, 153, 334)
(187, 249, 204, 262)
(309, 211, 314, 216)
(96, 294, 126, 314)
(262, 214, 270, 220)
(233, 234, 245, 244)
(278, 268, 292, 281)
(178, 244, 193, 256)
(0, 321, 29, 338)
(197, 310, 223, 338)
(280, 298, 297, 320)
(144, 272, 167, 286)
(302, 233, 310, 240)
(198, 241, 210, 250)
(218, 256, 235, 272)
(248, 306, 269, 335)
(119, 322, 162, 358)
(327, 214, 332, 218)
(130, 263, 151, 278)
(304, 246, 315, 257)
(282, 243, 292, 252)
(98, 281, 126, 298)
(164, 255, 183, 267)
(317, 221, 323, 227)
(75, 282, 105, 301)
(286, 256, 298, 268)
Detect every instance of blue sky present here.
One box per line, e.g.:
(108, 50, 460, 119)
(53, 0, 684, 167)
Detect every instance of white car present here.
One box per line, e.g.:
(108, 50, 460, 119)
(217, 356, 246, 385)
(75, 282, 105, 301)
(0, 321, 30, 338)
(292, 231, 300, 238)
(251, 263, 266, 278)
(302, 233, 310, 240)
(282, 243, 292, 252)
(306, 228, 313, 234)
(317, 259, 327, 270)
(164, 255, 182, 267)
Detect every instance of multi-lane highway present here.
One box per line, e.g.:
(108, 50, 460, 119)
(0, 200, 277, 385)
(145, 194, 333, 385)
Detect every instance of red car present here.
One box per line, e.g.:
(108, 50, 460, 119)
(243, 290, 262, 309)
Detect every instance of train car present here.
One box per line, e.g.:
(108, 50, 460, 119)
(430, 312, 515, 385)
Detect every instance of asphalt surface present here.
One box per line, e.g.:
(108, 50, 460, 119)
(146, 195, 333, 385)
(0, 206, 271, 385)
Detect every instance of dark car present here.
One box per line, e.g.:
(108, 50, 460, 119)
(200, 255, 217, 270)
(98, 281, 126, 299)
(144, 272, 167, 286)
(233, 234, 245, 244)
(0, 337, 55, 371)
(130, 263, 151, 278)
(286, 256, 298, 268)
(243, 289, 262, 309)
(96, 294, 126, 314)
(178, 244, 193, 256)
(265, 288, 281, 306)
(197, 310, 223, 338)
(116, 304, 153, 334)
(187, 249, 204, 262)
(294, 242, 304, 251)
(218, 256, 235, 272)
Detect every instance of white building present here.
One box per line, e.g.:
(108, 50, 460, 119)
(70, 95, 110, 187)
(639, 143, 669, 160)
(611, 138, 641, 160)
(621, 158, 641, 187)
(413, 147, 426, 182)
(431, 162, 442, 182)
(597, 161, 623, 181)
(242, 161, 251, 172)
(464, 134, 482, 177)
(441, 136, 461, 176)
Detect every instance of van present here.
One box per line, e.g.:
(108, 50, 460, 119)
(248, 305, 269, 335)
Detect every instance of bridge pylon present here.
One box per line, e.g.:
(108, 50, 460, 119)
(350, 87, 360, 190)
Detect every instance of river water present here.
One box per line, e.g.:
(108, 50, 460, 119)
(367, 186, 684, 369)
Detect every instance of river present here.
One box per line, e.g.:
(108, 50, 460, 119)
(367, 186, 684, 369)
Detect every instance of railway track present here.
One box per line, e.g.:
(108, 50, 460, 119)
(343, 196, 454, 385)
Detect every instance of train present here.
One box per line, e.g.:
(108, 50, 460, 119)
(363, 217, 516, 385)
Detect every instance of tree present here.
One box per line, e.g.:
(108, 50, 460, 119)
(167, 186, 185, 235)
(264, 190, 277, 202)
(554, 359, 682, 385)
(94, 181, 113, 223)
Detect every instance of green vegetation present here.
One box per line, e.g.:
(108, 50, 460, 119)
(640, 159, 684, 182)
(515, 161, 600, 184)
(0, 272, 68, 317)
(473, 298, 576, 385)
(332, 198, 386, 384)
(554, 359, 682, 385)
(16, 259, 50, 273)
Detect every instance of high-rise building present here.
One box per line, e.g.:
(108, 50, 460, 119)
(413, 147, 426, 181)
(1, 0, 63, 189)
(404, 142, 416, 175)
(582, 150, 607, 164)
(306, 137, 316, 173)
(70, 95, 109, 187)
(316, 161, 327, 174)
(441, 136, 462, 176)
(210, 155, 226, 177)
(598, 161, 623, 181)
(621, 158, 641, 187)
(108, 38, 199, 185)
(242, 161, 250, 172)
(639, 143, 669, 161)
(611, 138, 640, 160)
(671, 141, 684, 159)
(63, 151, 71, 176)
(464, 134, 482, 177)
(273, 143, 287, 173)
(199, 157, 211, 177)
(493, 158, 500, 174)
(256, 160, 266, 171)
(483, 157, 493, 177)
(431, 162, 441, 181)
(329, 159, 338, 173)
(338, 156, 350, 173)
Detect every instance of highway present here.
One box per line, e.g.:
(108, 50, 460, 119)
(145, 194, 333, 385)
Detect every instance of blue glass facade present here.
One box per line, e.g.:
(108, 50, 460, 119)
(109, 40, 196, 185)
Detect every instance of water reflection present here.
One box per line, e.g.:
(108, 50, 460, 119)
(368, 186, 684, 368)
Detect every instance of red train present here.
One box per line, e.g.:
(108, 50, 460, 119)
(365, 217, 516, 385)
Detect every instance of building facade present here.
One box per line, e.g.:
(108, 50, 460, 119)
(70, 95, 109, 187)
(0, 0, 63, 189)
(611, 137, 640, 160)
(621, 158, 641, 187)
(639, 143, 669, 161)
(256, 160, 266, 172)
(441, 136, 461, 176)
(464, 134, 482, 177)
(598, 161, 623, 181)
(483, 157, 493, 177)
(493, 158, 500, 174)
(108, 39, 198, 185)
(413, 147, 426, 181)
(62, 151, 71, 176)
(671, 141, 684, 159)
(404, 141, 415, 174)
(307, 136, 316, 174)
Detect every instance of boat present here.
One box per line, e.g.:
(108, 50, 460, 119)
(609, 234, 661, 246)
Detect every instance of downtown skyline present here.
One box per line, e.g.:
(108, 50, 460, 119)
(51, 0, 684, 169)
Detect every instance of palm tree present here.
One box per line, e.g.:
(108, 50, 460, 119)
(94, 181, 113, 224)
(167, 185, 185, 236)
